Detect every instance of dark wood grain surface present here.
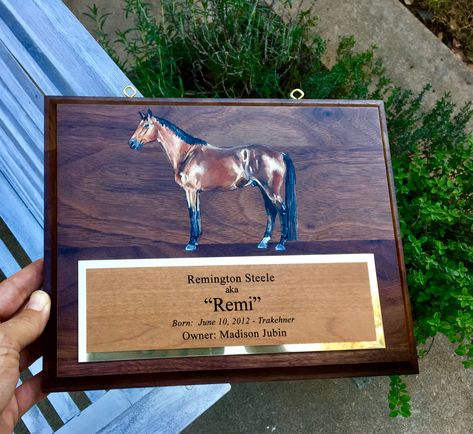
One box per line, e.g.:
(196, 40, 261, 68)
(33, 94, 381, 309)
(43, 98, 417, 391)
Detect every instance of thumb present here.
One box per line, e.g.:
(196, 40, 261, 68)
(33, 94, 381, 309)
(0, 290, 51, 352)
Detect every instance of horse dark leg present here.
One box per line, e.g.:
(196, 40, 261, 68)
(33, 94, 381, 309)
(186, 208, 199, 251)
(197, 196, 202, 237)
(275, 202, 288, 251)
(258, 188, 277, 249)
(185, 189, 200, 251)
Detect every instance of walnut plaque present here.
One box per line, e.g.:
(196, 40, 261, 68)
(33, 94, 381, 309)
(43, 97, 418, 391)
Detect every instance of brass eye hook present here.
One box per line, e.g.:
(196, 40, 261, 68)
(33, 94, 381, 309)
(123, 85, 137, 98)
(290, 88, 305, 100)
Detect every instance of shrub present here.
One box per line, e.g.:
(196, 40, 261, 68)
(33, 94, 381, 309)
(85, 0, 389, 99)
(393, 129, 473, 366)
(85, 0, 473, 417)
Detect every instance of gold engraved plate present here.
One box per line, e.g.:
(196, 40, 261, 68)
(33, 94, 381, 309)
(78, 254, 385, 362)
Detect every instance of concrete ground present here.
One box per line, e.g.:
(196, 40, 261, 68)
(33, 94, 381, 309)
(184, 335, 473, 434)
(64, 1, 473, 432)
(313, 0, 473, 112)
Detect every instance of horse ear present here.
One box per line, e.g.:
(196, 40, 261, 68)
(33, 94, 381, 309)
(139, 111, 146, 120)
(147, 108, 153, 118)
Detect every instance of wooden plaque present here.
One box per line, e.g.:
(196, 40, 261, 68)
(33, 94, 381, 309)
(43, 97, 418, 391)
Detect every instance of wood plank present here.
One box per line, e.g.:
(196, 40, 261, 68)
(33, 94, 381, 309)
(0, 6, 60, 96)
(117, 388, 153, 404)
(20, 405, 52, 434)
(0, 238, 21, 276)
(0, 0, 141, 242)
(84, 390, 107, 402)
(47, 393, 80, 425)
(55, 390, 134, 434)
(0, 0, 140, 97)
(0, 41, 44, 118)
(0, 172, 43, 260)
(0, 217, 31, 268)
(0, 122, 43, 224)
(29, 359, 81, 425)
(17, 366, 54, 434)
(0, 40, 45, 223)
(99, 384, 231, 434)
(28, 358, 42, 376)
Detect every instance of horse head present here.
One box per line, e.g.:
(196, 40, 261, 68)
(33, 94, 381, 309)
(129, 108, 158, 150)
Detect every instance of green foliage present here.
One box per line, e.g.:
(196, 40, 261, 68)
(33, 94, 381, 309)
(86, 0, 473, 417)
(156, 0, 324, 98)
(393, 135, 473, 367)
(86, 0, 390, 99)
(107, 0, 327, 97)
(385, 85, 473, 158)
(303, 36, 390, 100)
(388, 375, 412, 418)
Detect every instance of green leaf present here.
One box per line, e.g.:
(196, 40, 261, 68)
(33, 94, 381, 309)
(401, 402, 411, 411)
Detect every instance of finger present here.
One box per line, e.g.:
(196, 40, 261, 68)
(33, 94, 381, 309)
(19, 336, 44, 372)
(15, 372, 46, 418)
(1, 290, 50, 352)
(0, 346, 21, 414)
(0, 259, 44, 322)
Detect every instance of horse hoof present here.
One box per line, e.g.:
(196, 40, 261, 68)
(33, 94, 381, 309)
(275, 244, 286, 251)
(258, 236, 270, 249)
(185, 244, 197, 251)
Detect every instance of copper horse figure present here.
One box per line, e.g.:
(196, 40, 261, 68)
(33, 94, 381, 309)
(129, 109, 297, 251)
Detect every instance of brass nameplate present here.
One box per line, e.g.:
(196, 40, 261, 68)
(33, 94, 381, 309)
(78, 254, 385, 362)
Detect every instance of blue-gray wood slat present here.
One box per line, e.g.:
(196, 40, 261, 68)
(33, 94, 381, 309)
(0, 0, 143, 227)
(57, 384, 231, 434)
(0, 40, 44, 225)
(16, 362, 53, 434)
(99, 384, 232, 434)
(29, 359, 81, 424)
(20, 406, 53, 434)
(84, 390, 107, 403)
(55, 390, 138, 434)
(0, 171, 42, 261)
(0, 0, 137, 96)
(0, 0, 230, 432)
(0, 237, 20, 275)
(115, 388, 154, 405)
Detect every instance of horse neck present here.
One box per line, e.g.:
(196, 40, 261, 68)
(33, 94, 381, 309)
(157, 127, 193, 172)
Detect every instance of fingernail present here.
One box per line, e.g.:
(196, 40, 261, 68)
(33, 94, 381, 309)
(26, 290, 50, 312)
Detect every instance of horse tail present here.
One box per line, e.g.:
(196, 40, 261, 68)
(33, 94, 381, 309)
(283, 153, 298, 241)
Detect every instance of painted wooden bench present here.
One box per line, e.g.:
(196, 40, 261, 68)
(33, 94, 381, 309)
(0, 0, 229, 432)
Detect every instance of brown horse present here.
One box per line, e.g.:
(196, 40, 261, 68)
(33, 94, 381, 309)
(129, 109, 297, 251)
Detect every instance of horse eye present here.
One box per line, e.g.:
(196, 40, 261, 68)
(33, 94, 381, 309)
(144, 123, 149, 128)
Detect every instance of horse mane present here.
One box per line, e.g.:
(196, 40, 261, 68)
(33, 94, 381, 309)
(155, 116, 208, 146)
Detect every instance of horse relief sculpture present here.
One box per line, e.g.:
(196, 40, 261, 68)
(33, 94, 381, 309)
(128, 109, 298, 251)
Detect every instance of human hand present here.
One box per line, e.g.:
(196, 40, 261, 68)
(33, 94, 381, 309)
(0, 259, 50, 434)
